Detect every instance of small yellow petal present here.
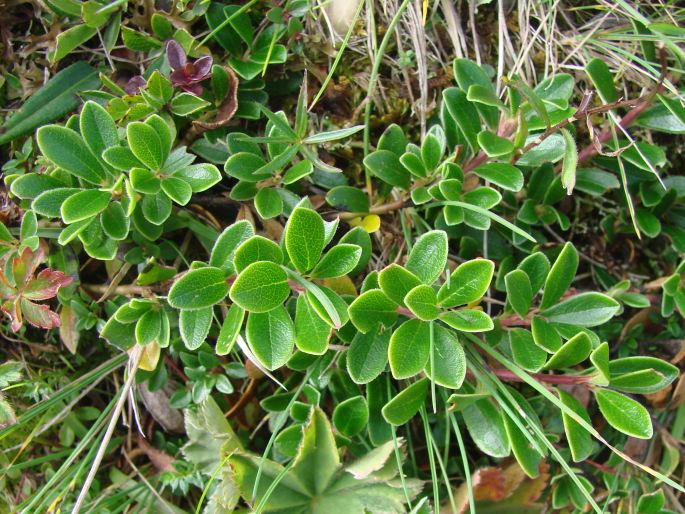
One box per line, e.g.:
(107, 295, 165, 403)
(361, 215, 381, 233)
(135, 342, 161, 371)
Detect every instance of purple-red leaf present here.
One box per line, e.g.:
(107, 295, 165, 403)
(193, 56, 213, 78)
(12, 246, 44, 289)
(125, 75, 147, 95)
(20, 298, 60, 329)
(2, 300, 22, 332)
(166, 40, 187, 70)
(23, 269, 73, 301)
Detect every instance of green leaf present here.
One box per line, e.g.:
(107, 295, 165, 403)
(363, 150, 411, 190)
(377, 124, 408, 156)
(291, 406, 341, 496)
(61, 189, 111, 223)
(11, 174, 68, 200)
(637, 490, 665, 514)
(589, 342, 610, 385)
(254, 187, 283, 219)
(147, 70, 173, 103)
(378, 264, 422, 306)
(608, 356, 679, 394)
(425, 324, 466, 388)
(502, 390, 543, 479)
(437, 258, 494, 308)
(36, 126, 106, 185)
(594, 388, 653, 439)
(305, 284, 349, 329)
(52, 24, 97, 63)
(636, 208, 661, 238)
(543, 332, 592, 369)
(518, 252, 551, 294)
(534, 73, 575, 109)
(127, 121, 164, 170)
(405, 230, 448, 284)
(230, 453, 310, 511)
(100, 201, 129, 240)
(246, 306, 295, 370)
(161, 177, 193, 205)
(540, 243, 578, 309)
(347, 327, 391, 384)
(560, 128, 578, 195)
(348, 290, 398, 333)
(0, 62, 99, 145)
(225, 152, 269, 182)
(453, 59, 499, 129)
(466, 84, 502, 108)
(586, 58, 617, 103)
(32, 188, 79, 218)
(229, 261, 290, 313)
(179, 307, 213, 350)
(285, 207, 325, 273)
(210, 220, 254, 274)
(326, 186, 370, 213)
(339, 228, 372, 276)
(421, 130, 444, 170)
(404, 285, 439, 321)
(558, 389, 593, 462)
(473, 163, 524, 192)
(542, 293, 620, 327)
(104, 146, 144, 171)
(216, 303, 245, 355)
(505, 269, 533, 318)
(233, 235, 283, 273)
(295, 293, 331, 355)
(79, 101, 118, 158)
(135, 309, 161, 346)
(382, 378, 429, 425)
(131, 168, 161, 194)
(530, 315, 562, 353)
(388, 319, 431, 379)
(440, 310, 493, 332)
(462, 399, 511, 458)
(510, 328, 547, 372)
(333, 396, 368, 437)
(170, 92, 211, 116)
(477, 131, 514, 157)
(303, 125, 364, 144)
(121, 26, 162, 51)
(141, 192, 172, 225)
(168, 267, 229, 310)
(400, 151, 427, 178)
(311, 244, 362, 279)
(517, 133, 566, 166)
(443, 88, 481, 151)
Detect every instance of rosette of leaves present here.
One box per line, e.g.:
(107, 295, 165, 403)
(362, 122, 530, 236)
(10, 101, 221, 259)
(347, 230, 493, 390)
(0, 244, 72, 331)
(167, 204, 371, 369)
(224, 87, 363, 219)
(205, 0, 309, 81)
(497, 242, 677, 453)
(230, 407, 422, 513)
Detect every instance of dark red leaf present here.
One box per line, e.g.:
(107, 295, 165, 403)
(166, 40, 187, 71)
(20, 298, 60, 329)
(23, 269, 73, 301)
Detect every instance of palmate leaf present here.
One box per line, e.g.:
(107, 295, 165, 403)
(230, 408, 421, 513)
